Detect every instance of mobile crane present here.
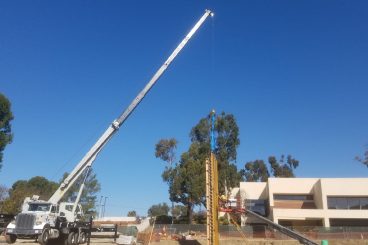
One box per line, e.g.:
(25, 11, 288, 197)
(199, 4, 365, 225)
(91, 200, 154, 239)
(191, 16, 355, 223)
(5, 9, 214, 245)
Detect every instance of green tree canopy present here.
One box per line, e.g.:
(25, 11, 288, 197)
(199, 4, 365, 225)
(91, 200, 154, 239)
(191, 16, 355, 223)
(156, 111, 242, 223)
(127, 210, 137, 217)
(269, 155, 299, 177)
(0, 185, 9, 203)
(161, 142, 207, 223)
(242, 155, 300, 181)
(155, 139, 177, 165)
(1, 176, 58, 214)
(171, 204, 187, 218)
(190, 112, 242, 193)
(60, 168, 101, 213)
(241, 160, 269, 182)
(147, 202, 170, 217)
(0, 93, 14, 172)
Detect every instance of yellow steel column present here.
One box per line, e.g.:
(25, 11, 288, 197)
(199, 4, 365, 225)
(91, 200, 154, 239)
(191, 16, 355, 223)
(211, 152, 219, 245)
(206, 110, 219, 245)
(206, 158, 212, 245)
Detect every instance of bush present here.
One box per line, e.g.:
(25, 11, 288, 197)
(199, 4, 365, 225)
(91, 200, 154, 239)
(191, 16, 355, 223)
(218, 216, 229, 225)
(152, 215, 173, 224)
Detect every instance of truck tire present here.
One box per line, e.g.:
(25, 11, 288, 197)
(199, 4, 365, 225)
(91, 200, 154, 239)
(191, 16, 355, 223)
(66, 232, 77, 245)
(78, 232, 86, 244)
(5, 234, 16, 244)
(39, 228, 50, 245)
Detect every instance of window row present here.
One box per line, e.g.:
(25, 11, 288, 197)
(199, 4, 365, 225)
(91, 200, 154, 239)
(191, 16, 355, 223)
(273, 194, 314, 201)
(327, 197, 368, 210)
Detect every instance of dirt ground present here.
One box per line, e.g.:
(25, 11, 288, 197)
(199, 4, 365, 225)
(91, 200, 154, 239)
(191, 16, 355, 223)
(1, 236, 368, 245)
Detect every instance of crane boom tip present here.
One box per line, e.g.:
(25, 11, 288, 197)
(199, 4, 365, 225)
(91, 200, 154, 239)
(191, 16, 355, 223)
(205, 9, 215, 17)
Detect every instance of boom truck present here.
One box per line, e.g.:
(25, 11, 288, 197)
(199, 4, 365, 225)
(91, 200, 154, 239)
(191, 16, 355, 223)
(5, 9, 214, 245)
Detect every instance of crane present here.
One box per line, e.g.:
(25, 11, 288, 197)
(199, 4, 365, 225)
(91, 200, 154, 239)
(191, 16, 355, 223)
(5, 9, 214, 245)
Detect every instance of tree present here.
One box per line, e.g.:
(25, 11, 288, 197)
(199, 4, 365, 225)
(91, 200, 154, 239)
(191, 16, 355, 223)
(193, 210, 206, 224)
(155, 139, 177, 165)
(241, 155, 300, 181)
(147, 202, 170, 217)
(156, 112, 242, 224)
(0, 93, 14, 172)
(0, 185, 8, 212)
(171, 204, 187, 218)
(1, 176, 58, 214)
(190, 112, 242, 193)
(161, 143, 206, 224)
(356, 147, 368, 167)
(241, 160, 269, 182)
(127, 210, 137, 217)
(269, 155, 299, 177)
(60, 169, 101, 213)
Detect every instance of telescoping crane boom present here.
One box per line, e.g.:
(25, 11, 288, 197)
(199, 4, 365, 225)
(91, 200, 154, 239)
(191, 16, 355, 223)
(5, 9, 214, 245)
(49, 9, 214, 204)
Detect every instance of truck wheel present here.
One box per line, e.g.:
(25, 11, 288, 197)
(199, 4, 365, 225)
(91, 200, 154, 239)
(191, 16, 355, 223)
(67, 232, 77, 245)
(5, 234, 17, 244)
(78, 232, 86, 244)
(39, 228, 50, 245)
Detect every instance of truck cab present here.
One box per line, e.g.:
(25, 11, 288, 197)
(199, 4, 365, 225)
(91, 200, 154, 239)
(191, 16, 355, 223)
(5, 196, 85, 244)
(6, 197, 58, 243)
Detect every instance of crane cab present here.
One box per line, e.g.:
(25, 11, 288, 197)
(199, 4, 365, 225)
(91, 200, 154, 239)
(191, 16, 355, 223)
(59, 203, 84, 223)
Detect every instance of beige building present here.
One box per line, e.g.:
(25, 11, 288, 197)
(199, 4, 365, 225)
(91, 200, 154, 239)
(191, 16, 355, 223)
(233, 178, 368, 227)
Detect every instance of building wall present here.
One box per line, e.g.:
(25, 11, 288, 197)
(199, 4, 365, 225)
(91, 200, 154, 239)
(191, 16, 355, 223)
(239, 182, 267, 200)
(239, 178, 368, 227)
(267, 178, 318, 206)
(313, 179, 323, 209)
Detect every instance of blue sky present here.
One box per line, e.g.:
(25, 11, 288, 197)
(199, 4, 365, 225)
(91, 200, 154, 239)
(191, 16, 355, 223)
(1, 1, 368, 216)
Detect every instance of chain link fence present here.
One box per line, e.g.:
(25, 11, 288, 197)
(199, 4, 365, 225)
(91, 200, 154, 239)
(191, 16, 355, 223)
(149, 224, 368, 241)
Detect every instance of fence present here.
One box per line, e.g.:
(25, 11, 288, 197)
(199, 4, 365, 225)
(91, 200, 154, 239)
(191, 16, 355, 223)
(150, 224, 368, 241)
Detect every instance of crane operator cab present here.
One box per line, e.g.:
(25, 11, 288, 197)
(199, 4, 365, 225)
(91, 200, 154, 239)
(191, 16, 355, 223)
(59, 203, 84, 222)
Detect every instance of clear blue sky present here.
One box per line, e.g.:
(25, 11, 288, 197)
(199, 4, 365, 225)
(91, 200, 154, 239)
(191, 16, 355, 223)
(1, 1, 368, 216)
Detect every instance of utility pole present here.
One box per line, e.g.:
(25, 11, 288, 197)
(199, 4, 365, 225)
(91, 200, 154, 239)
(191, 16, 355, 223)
(98, 195, 103, 219)
(102, 197, 108, 218)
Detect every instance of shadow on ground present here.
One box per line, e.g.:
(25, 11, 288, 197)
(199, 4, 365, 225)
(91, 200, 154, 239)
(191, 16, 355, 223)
(178, 240, 201, 245)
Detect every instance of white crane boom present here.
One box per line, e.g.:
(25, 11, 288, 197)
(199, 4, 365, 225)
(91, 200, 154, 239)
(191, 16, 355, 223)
(48, 9, 214, 204)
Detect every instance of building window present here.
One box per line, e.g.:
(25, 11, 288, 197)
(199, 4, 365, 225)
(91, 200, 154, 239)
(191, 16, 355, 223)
(361, 198, 368, 209)
(348, 198, 360, 210)
(330, 218, 368, 227)
(274, 194, 314, 201)
(327, 196, 368, 210)
(273, 194, 316, 209)
(245, 199, 267, 216)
